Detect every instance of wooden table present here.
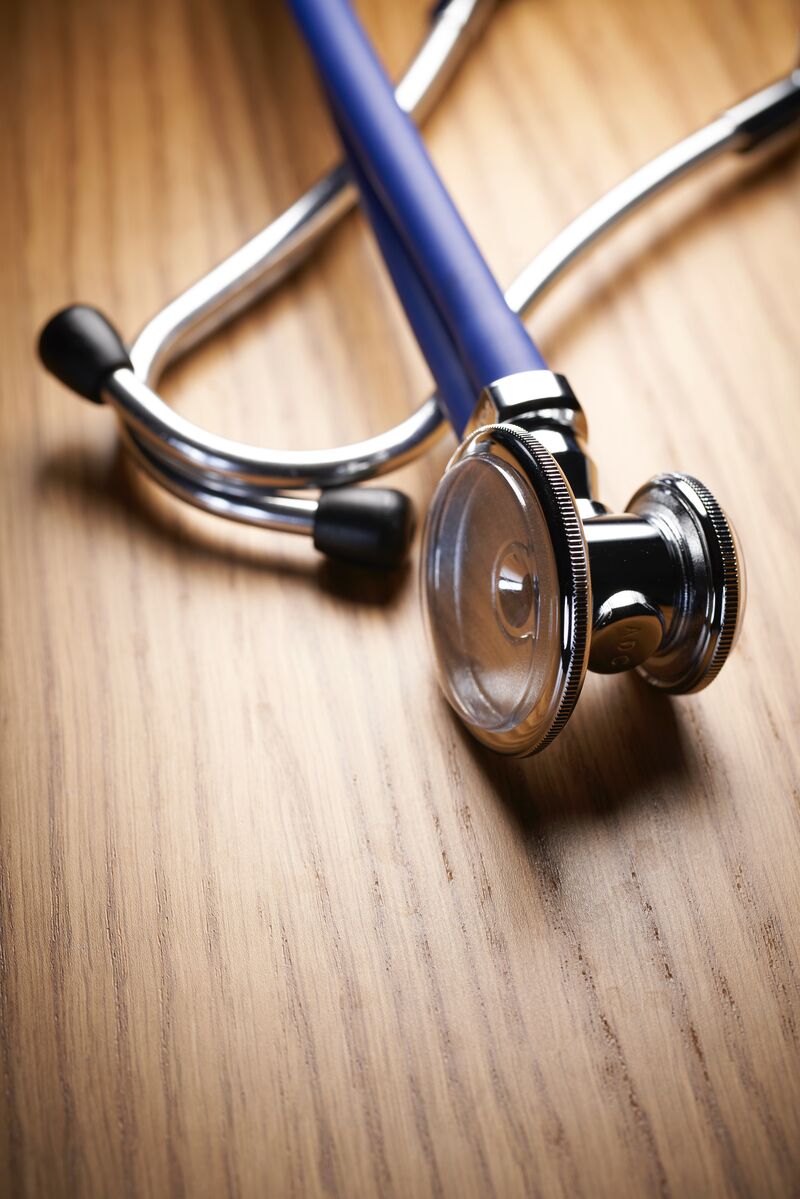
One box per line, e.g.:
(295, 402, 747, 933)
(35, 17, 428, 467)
(3, 0, 799, 1195)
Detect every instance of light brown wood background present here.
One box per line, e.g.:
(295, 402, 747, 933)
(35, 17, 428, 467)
(2, 0, 800, 1195)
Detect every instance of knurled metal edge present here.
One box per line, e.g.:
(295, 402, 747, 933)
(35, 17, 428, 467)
(673, 472, 742, 692)
(480, 425, 591, 756)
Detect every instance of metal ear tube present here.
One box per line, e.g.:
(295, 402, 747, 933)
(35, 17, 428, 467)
(37, 66, 800, 573)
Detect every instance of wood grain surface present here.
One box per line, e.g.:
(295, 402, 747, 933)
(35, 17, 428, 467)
(3, 0, 800, 1195)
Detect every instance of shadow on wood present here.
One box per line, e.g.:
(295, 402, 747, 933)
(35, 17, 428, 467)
(456, 671, 693, 832)
(39, 442, 412, 607)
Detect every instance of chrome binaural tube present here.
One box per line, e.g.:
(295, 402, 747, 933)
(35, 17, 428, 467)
(102, 65, 800, 535)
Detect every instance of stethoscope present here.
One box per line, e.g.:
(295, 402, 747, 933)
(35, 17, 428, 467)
(38, 0, 800, 756)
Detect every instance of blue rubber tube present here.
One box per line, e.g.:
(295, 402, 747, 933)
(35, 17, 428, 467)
(333, 112, 478, 429)
(288, 0, 547, 434)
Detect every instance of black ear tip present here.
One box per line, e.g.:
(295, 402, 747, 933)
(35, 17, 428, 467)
(313, 487, 416, 568)
(38, 304, 131, 403)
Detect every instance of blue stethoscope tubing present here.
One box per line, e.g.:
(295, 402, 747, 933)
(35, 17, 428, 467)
(335, 119, 479, 430)
(287, 0, 547, 435)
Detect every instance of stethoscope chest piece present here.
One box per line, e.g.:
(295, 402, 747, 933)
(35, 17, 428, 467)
(421, 408, 746, 755)
(421, 424, 591, 756)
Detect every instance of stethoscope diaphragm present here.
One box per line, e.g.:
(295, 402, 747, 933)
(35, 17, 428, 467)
(421, 424, 591, 755)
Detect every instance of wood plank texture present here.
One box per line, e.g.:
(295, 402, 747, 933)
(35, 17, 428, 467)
(2, 0, 800, 1195)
